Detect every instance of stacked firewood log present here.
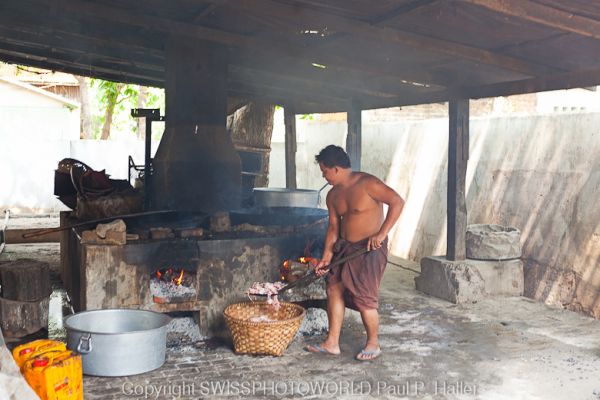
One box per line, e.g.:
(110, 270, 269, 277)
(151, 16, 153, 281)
(0, 259, 51, 338)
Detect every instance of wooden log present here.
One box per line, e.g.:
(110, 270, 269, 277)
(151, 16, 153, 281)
(0, 296, 49, 338)
(5, 229, 60, 243)
(0, 259, 51, 302)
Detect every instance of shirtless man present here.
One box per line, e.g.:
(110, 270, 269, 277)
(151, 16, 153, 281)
(306, 145, 404, 361)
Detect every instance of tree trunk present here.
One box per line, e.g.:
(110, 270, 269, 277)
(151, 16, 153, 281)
(100, 82, 124, 140)
(137, 85, 148, 140)
(76, 76, 93, 139)
(228, 102, 275, 187)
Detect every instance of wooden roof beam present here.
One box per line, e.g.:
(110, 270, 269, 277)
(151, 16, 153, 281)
(464, 0, 600, 41)
(359, 67, 600, 110)
(371, 0, 440, 25)
(38, 0, 449, 87)
(210, 0, 554, 76)
(0, 14, 428, 100)
(229, 50, 420, 98)
(0, 51, 163, 87)
(0, 27, 164, 74)
(228, 81, 349, 112)
(318, 0, 440, 47)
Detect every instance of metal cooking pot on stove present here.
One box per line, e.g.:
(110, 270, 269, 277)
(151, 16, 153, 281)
(64, 309, 171, 376)
(253, 185, 328, 208)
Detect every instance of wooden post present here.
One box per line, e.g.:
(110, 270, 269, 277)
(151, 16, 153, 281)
(346, 105, 362, 170)
(447, 99, 469, 261)
(284, 107, 297, 189)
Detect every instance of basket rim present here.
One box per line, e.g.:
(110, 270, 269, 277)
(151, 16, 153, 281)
(223, 301, 305, 326)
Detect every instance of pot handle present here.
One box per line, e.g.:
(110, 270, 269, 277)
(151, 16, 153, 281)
(77, 333, 93, 354)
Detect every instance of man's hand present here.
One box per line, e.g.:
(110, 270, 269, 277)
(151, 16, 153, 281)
(367, 232, 387, 251)
(315, 256, 331, 277)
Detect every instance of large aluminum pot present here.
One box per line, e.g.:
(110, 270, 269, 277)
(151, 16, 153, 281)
(253, 188, 320, 208)
(64, 309, 171, 376)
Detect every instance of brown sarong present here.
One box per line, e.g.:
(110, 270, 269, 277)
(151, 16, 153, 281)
(326, 237, 388, 311)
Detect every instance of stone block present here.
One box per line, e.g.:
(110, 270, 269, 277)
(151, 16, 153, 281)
(149, 227, 175, 240)
(81, 229, 126, 245)
(95, 219, 126, 238)
(466, 224, 521, 260)
(176, 228, 204, 238)
(210, 212, 230, 232)
(415, 256, 523, 303)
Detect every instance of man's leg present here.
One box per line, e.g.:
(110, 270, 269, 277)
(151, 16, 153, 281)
(357, 308, 380, 360)
(307, 281, 345, 354)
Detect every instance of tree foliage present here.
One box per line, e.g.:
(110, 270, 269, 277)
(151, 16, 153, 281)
(90, 79, 164, 140)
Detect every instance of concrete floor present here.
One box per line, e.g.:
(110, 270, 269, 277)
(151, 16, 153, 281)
(2, 238, 600, 399)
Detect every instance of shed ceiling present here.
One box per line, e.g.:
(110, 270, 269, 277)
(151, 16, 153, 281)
(1, 0, 600, 113)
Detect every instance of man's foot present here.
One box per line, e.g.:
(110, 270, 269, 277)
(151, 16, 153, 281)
(355, 346, 382, 361)
(305, 343, 340, 356)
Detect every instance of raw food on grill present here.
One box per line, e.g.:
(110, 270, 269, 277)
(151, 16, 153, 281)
(246, 281, 285, 308)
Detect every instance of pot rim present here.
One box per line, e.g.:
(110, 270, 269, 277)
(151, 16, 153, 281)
(63, 308, 171, 335)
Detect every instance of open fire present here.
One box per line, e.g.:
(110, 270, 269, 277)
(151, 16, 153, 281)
(155, 268, 186, 286)
(150, 267, 196, 303)
(280, 256, 317, 282)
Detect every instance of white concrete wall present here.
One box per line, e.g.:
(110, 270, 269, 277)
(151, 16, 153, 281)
(0, 137, 159, 213)
(0, 80, 80, 212)
(3, 102, 599, 317)
(269, 111, 600, 317)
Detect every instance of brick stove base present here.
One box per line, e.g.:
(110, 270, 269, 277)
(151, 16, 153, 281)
(60, 210, 326, 337)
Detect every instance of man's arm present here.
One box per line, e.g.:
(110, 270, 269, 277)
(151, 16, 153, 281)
(366, 176, 405, 251)
(316, 191, 340, 275)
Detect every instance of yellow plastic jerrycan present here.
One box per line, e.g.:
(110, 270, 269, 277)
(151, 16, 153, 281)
(12, 339, 67, 371)
(23, 350, 83, 400)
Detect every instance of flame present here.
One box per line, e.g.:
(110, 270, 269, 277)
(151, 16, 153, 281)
(156, 270, 162, 278)
(282, 260, 290, 269)
(174, 270, 184, 286)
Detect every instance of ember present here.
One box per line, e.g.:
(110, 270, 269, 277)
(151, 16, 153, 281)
(155, 267, 189, 286)
(150, 267, 196, 302)
(280, 256, 317, 282)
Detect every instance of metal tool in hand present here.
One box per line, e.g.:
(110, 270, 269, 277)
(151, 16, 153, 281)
(280, 247, 370, 293)
(252, 247, 370, 297)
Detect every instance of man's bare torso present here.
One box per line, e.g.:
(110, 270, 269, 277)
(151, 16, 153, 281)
(328, 172, 384, 242)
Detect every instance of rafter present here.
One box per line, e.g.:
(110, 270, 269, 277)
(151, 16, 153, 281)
(32, 0, 452, 88)
(0, 9, 431, 102)
(0, 51, 163, 87)
(209, 0, 554, 76)
(0, 12, 420, 100)
(0, 26, 163, 73)
(370, 0, 440, 25)
(359, 67, 600, 110)
(464, 0, 600, 41)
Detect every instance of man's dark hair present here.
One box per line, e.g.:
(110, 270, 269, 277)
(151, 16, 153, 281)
(315, 145, 351, 168)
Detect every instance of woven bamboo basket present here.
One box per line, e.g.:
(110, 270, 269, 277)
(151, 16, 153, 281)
(224, 301, 305, 356)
